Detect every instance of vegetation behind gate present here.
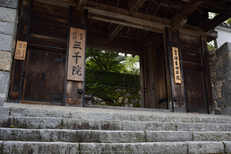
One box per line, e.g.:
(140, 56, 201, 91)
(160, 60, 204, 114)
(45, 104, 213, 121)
(85, 69, 141, 107)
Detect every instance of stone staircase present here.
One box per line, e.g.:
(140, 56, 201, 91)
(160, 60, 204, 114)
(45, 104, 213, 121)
(0, 103, 231, 154)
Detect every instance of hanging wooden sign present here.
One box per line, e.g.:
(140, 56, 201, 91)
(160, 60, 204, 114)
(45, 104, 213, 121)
(172, 47, 182, 84)
(14, 41, 27, 60)
(67, 27, 86, 81)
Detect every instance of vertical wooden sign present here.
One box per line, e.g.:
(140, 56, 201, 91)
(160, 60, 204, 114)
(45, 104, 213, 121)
(67, 27, 86, 81)
(172, 47, 182, 84)
(14, 41, 27, 60)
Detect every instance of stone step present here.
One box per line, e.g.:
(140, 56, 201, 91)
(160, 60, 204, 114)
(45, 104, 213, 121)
(1, 141, 231, 154)
(2, 104, 231, 124)
(0, 128, 144, 143)
(1, 128, 231, 143)
(1, 116, 231, 131)
(0, 116, 122, 130)
(1, 141, 79, 154)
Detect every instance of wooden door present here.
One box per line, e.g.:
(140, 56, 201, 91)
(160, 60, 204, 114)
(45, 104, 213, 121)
(23, 49, 65, 104)
(180, 33, 207, 113)
(142, 35, 168, 109)
(153, 44, 168, 109)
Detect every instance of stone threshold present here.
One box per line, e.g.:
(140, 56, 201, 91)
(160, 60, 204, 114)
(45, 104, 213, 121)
(84, 104, 170, 112)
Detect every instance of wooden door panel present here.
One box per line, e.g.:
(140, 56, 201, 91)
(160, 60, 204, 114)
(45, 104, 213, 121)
(184, 69, 207, 113)
(24, 50, 46, 101)
(154, 45, 168, 109)
(24, 49, 65, 103)
(44, 52, 65, 103)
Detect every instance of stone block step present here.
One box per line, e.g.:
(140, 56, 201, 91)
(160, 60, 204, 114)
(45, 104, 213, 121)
(1, 116, 231, 131)
(124, 121, 231, 131)
(1, 141, 230, 154)
(1, 141, 79, 154)
(2, 105, 231, 124)
(1, 128, 231, 143)
(193, 132, 231, 141)
(0, 128, 145, 143)
(0, 116, 122, 130)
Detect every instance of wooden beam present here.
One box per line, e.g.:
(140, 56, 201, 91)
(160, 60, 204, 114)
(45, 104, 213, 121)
(143, 30, 148, 38)
(87, 35, 142, 55)
(84, 1, 212, 35)
(120, 0, 144, 40)
(85, 1, 171, 32)
(107, 0, 144, 41)
(107, 25, 124, 41)
(202, 8, 231, 31)
(34, 0, 76, 8)
(144, 1, 152, 14)
(201, 0, 229, 12)
(149, 0, 184, 10)
(182, 0, 229, 13)
(135, 29, 140, 37)
(172, 0, 202, 21)
(143, 33, 161, 48)
(88, 28, 143, 44)
(88, 13, 165, 33)
(180, 24, 206, 36)
(116, 0, 120, 7)
(153, 3, 160, 16)
(75, 0, 87, 13)
(170, 0, 201, 32)
(206, 30, 218, 42)
(128, 0, 146, 13)
(171, 16, 187, 32)
(126, 27, 131, 35)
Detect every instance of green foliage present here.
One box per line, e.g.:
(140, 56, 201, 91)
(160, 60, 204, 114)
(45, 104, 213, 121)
(134, 103, 141, 108)
(86, 69, 140, 88)
(85, 48, 141, 107)
(123, 55, 140, 74)
(86, 48, 126, 72)
(226, 18, 231, 25)
(10, 125, 15, 128)
(85, 69, 140, 105)
(207, 42, 215, 51)
(85, 83, 140, 105)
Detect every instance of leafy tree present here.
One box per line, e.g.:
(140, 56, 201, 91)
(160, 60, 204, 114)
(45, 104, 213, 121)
(207, 41, 215, 51)
(86, 48, 126, 72)
(225, 18, 231, 25)
(123, 55, 140, 74)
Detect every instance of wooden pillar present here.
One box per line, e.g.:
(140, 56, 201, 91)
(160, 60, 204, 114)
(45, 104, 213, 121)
(64, 7, 87, 106)
(139, 52, 146, 108)
(8, 0, 32, 102)
(166, 28, 186, 112)
(143, 48, 151, 108)
(163, 30, 172, 111)
(201, 36, 213, 114)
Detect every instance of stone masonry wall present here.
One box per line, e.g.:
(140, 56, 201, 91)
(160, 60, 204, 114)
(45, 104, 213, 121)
(209, 42, 231, 115)
(0, 0, 18, 105)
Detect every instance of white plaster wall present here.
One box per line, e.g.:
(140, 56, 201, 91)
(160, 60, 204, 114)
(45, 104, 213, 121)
(215, 26, 231, 48)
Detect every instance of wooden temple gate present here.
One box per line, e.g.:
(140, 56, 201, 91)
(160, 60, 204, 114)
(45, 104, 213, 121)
(8, 0, 231, 113)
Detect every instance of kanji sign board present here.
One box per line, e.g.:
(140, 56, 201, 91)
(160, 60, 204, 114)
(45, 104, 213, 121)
(14, 41, 27, 60)
(172, 47, 182, 84)
(67, 28, 86, 81)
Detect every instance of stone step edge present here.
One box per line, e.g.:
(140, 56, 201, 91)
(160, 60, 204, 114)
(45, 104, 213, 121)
(2, 103, 231, 119)
(2, 117, 231, 131)
(1, 128, 231, 143)
(2, 127, 231, 133)
(3, 116, 231, 125)
(1, 141, 231, 154)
